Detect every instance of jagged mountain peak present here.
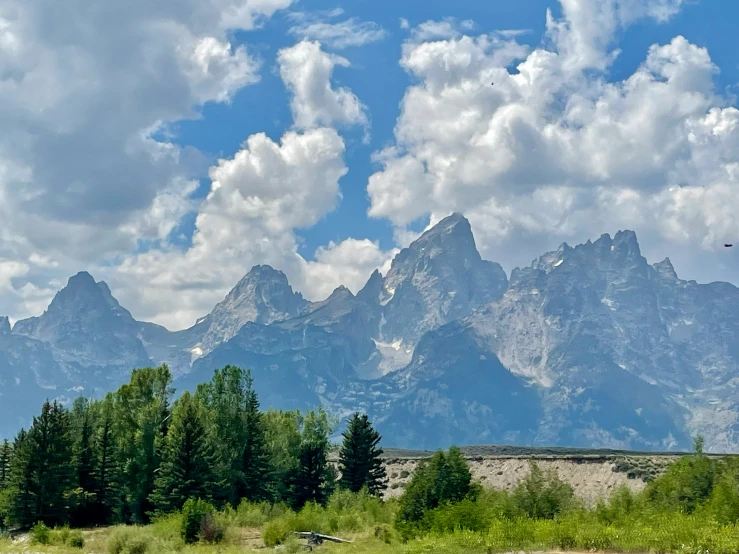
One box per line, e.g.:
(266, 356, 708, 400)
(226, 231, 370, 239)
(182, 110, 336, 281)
(230, 265, 292, 295)
(0, 316, 10, 336)
(424, 212, 470, 236)
(67, 270, 96, 286)
(328, 285, 353, 299)
(13, 271, 135, 335)
(357, 269, 383, 304)
(198, 264, 307, 353)
(376, 212, 508, 349)
(388, 213, 480, 273)
(45, 271, 125, 314)
(530, 230, 646, 276)
(653, 257, 678, 280)
(10, 271, 150, 372)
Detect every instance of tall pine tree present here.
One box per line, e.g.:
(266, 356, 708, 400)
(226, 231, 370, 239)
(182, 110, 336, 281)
(338, 412, 387, 496)
(6, 429, 33, 527)
(149, 392, 217, 514)
(115, 365, 173, 523)
(95, 395, 120, 524)
(288, 440, 332, 510)
(197, 366, 272, 506)
(70, 398, 98, 526)
(7, 402, 74, 527)
(0, 439, 11, 492)
(235, 384, 271, 503)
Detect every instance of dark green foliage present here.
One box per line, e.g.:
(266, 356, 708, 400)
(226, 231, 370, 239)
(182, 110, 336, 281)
(236, 384, 271, 503)
(0, 364, 371, 530)
(94, 395, 120, 524)
(6, 429, 32, 526)
(181, 498, 215, 544)
(338, 412, 387, 496)
(395, 446, 478, 537)
(149, 392, 218, 514)
(0, 439, 10, 490)
(69, 398, 98, 526)
(288, 440, 333, 510)
(115, 365, 173, 523)
(30, 521, 50, 544)
(262, 407, 336, 507)
(6, 401, 75, 527)
(512, 461, 575, 519)
(197, 366, 271, 505)
(645, 441, 717, 514)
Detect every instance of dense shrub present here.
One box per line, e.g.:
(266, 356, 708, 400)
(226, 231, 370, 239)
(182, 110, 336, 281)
(107, 527, 150, 554)
(263, 514, 296, 547)
(30, 521, 50, 545)
(511, 461, 576, 519)
(181, 498, 215, 544)
(395, 446, 479, 537)
(68, 530, 85, 548)
(199, 512, 226, 543)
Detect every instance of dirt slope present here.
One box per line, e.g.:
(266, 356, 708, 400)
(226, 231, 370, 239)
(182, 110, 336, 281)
(380, 455, 678, 506)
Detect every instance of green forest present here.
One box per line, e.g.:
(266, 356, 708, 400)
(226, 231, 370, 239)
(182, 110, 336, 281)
(3, 365, 739, 554)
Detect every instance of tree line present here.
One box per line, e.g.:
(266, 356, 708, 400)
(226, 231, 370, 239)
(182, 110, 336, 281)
(0, 364, 387, 530)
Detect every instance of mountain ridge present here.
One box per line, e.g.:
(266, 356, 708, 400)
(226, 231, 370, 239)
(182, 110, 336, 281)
(2, 215, 739, 452)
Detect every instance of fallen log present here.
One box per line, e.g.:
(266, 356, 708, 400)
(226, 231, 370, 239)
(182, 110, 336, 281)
(294, 531, 353, 544)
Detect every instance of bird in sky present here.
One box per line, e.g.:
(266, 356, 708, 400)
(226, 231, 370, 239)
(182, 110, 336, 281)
(724, 244, 733, 248)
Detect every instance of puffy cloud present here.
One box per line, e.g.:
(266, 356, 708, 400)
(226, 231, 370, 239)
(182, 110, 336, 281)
(302, 239, 398, 300)
(112, 127, 349, 329)
(111, 40, 382, 329)
(0, 0, 297, 319)
(278, 40, 369, 130)
(367, 0, 739, 284)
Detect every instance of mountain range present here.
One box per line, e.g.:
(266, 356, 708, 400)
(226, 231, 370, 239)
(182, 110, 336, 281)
(2, 213, 738, 452)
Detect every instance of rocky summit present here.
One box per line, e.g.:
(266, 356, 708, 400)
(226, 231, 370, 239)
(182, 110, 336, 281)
(2, 214, 739, 452)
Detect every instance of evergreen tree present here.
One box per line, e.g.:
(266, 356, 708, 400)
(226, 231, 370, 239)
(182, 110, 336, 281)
(70, 399, 99, 526)
(235, 385, 271, 503)
(197, 366, 273, 506)
(7, 402, 75, 527)
(263, 409, 303, 503)
(149, 392, 217, 514)
(95, 396, 119, 524)
(288, 440, 332, 510)
(115, 365, 173, 523)
(6, 429, 33, 527)
(0, 439, 11, 491)
(338, 412, 387, 495)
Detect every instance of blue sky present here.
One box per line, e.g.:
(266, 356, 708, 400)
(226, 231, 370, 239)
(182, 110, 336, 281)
(1, 0, 739, 329)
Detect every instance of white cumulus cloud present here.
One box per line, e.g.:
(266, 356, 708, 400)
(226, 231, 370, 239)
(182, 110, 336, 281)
(278, 40, 369, 130)
(0, 0, 298, 320)
(367, 0, 739, 285)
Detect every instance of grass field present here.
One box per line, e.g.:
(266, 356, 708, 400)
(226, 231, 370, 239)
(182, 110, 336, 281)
(5, 515, 739, 554)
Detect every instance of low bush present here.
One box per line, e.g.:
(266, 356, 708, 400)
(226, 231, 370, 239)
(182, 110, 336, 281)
(181, 498, 215, 544)
(68, 530, 85, 548)
(107, 526, 151, 554)
(29, 521, 50, 545)
(199, 512, 226, 544)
